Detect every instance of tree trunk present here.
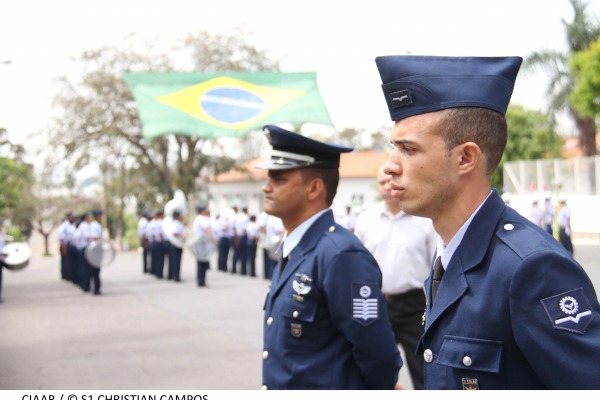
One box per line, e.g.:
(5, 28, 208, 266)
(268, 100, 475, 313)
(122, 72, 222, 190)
(574, 113, 597, 156)
(43, 233, 50, 256)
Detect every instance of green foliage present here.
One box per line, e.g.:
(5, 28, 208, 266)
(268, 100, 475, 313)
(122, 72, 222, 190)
(570, 35, 600, 119)
(0, 130, 35, 238)
(5, 225, 24, 242)
(524, 0, 599, 156)
(122, 213, 140, 251)
(492, 105, 563, 190)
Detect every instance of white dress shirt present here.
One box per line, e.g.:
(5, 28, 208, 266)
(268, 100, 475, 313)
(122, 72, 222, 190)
(355, 202, 437, 295)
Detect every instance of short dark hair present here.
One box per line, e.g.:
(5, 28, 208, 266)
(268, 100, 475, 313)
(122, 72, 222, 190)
(300, 167, 339, 207)
(438, 107, 507, 177)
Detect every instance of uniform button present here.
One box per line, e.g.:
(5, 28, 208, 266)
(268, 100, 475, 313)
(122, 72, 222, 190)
(504, 223, 514, 231)
(262, 351, 269, 360)
(261, 385, 268, 390)
(292, 310, 299, 318)
(424, 349, 433, 363)
(329, 226, 335, 232)
(462, 356, 472, 367)
(267, 317, 273, 326)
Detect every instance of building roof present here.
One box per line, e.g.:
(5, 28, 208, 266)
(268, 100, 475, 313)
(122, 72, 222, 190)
(211, 152, 389, 183)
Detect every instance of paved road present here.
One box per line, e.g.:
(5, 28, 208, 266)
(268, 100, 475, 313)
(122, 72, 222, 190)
(1, 242, 599, 389)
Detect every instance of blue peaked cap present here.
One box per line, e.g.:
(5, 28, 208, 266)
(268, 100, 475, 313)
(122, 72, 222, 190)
(256, 125, 353, 170)
(375, 55, 522, 121)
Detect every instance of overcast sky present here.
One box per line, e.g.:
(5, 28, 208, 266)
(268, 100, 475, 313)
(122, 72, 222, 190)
(1, 0, 598, 150)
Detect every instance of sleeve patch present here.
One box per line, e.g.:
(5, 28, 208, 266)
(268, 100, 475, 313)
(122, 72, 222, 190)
(540, 288, 594, 334)
(352, 283, 379, 326)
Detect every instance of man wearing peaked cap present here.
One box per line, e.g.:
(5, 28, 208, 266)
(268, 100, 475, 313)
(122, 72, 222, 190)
(376, 55, 600, 389)
(257, 124, 353, 170)
(256, 125, 402, 389)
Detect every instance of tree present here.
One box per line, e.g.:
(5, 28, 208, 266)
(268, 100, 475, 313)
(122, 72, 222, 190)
(0, 128, 34, 237)
(30, 194, 99, 256)
(569, 35, 600, 119)
(492, 105, 564, 190)
(309, 126, 391, 152)
(524, 0, 599, 156)
(46, 30, 279, 239)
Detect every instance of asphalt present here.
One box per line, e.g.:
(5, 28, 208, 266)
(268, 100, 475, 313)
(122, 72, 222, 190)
(1, 241, 599, 390)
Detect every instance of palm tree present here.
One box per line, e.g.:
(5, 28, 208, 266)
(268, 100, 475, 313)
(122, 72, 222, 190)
(524, 0, 599, 156)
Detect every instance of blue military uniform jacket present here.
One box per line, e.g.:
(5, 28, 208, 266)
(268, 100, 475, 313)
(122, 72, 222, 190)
(419, 190, 600, 389)
(262, 210, 402, 389)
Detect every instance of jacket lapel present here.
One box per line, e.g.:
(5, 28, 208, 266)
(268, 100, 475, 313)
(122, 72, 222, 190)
(270, 210, 334, 299)
(424, 191, 507, 330)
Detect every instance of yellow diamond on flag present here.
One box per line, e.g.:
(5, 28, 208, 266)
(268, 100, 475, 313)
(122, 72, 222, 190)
(156, 76, 306, 130)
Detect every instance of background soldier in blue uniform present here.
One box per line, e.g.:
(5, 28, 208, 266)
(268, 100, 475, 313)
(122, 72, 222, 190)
(256, 125, 402, 390)
(376, 55, 600, 389)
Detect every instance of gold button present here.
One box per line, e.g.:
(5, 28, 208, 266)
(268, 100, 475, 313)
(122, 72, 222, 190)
(504, 223, 514, 231)
(329, 226, 335, 232)
(463, 356, 472, 367)
(267, 317, 273, 326)
(293, 310, 299, 318)
(262, 351, 269, 360)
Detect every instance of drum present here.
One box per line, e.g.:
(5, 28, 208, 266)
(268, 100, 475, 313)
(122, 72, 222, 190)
(187, 233, 217, 261)
(85, 239, 116, 268)
(2, 242, 32, 271)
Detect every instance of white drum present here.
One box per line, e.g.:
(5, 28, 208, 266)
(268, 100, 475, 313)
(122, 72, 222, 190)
(2, 242, 32, 271)
(85, 239, 116, 268)
(187, 233, 217, 262)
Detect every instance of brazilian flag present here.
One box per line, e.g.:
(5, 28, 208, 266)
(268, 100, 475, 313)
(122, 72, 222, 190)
(124, 72, 333, 139)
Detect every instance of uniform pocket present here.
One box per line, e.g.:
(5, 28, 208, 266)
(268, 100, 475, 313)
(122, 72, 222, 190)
(280, 298, 320, 351)
(282, 298, 318, 322)
(437, 335, 502, 373)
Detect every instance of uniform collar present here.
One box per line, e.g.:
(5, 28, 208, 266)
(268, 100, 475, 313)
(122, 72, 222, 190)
(282, 209, 329, 258)
(436, 190, 492, 269)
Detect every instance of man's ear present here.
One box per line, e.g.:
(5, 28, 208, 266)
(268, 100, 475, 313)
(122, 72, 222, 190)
(306, 178, 324, 201)
(457, 141, 482, 175)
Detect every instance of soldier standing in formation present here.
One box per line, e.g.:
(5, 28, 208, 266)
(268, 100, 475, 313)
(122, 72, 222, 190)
(138, 210, 151, 274)
(88, 209, 104, 295)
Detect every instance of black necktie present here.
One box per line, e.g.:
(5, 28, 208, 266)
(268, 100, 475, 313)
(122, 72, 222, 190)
(431, 257, 445, 305)
(278, 256, 288, 278)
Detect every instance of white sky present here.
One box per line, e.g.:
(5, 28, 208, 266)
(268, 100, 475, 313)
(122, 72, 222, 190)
(1, 0, 598, 153)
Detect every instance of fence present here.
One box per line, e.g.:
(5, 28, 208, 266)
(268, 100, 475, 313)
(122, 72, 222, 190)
(503, 156, 600, 239)
(503, 156, 600, 195)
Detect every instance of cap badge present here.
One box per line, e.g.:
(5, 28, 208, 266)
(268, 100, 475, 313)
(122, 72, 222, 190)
(389, 89, 413, 108)
(352, 283, 379, 326)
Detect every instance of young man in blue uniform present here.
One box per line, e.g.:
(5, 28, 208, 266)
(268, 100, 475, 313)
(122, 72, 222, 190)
(376, 55, 600, 389)
(256, 125, 402, 390)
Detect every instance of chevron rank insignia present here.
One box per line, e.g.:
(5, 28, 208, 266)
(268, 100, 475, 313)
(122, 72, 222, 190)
(541, 288, 594, 334)
(352, 283, 379, 326)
